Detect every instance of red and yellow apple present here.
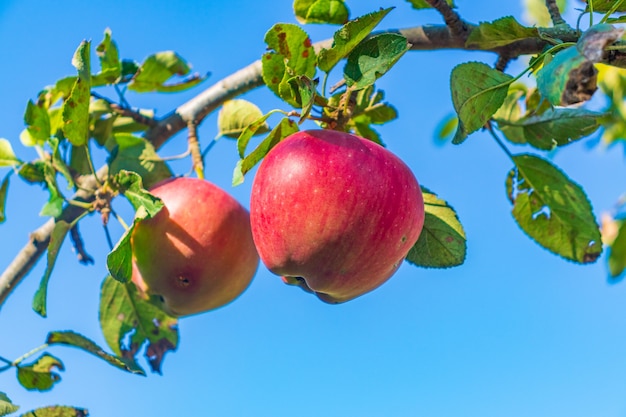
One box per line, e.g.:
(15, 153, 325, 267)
(250, 129, 425, 303)
(131, 177, 259, 316)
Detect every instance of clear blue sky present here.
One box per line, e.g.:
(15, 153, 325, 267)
(1, 1, 626, 416)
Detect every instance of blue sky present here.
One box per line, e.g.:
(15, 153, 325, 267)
(1, 1, 626, 416)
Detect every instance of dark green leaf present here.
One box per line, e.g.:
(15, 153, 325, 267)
(608, 221, 626, 278)
(466, 16, 539, 49)
(62, 41, 91, 146)
(106, 221, 136, 284)
(344, 33, 409, 90)
(23, 100, 51, 145)
(406, 0, 455, 9)
(16, 354, 64, 392)
(233, 117, 299, 186)
(40, 163, 64, 218)
(113, 170, 164, 217)
(46, 330, 144, 375)
(108, 133, 172, 189)
(99, 276, 178, 373)
(294, 0, 349, 24)
(507, 154, 602, 263)
(286, 75, 318, 120)
(537, 47, 596, 106)
(0, 173, 10, 224)
(128, 51, 206, 93)
(69, 144, 92, 176)
(0, 392, 19, 416)
(450, 62, 512, 144)
(406, 187, 466, 268)
(318, 8, 392, 73)
(262, 24, 316, 106)
(33, 221, 72, 317)
(496, 108, 602, 150)
(18, 162, 46, 184)
(21, 406, 88, 417)
(49, 137, 74, 189)
(217, 99, 268, 139)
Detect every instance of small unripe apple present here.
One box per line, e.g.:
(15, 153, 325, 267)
(250, 130, 424, 303)
(132, 177, 259, 316)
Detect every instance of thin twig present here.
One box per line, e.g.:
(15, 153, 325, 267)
(187, 120, 204, 179)
(546, 0, 567, 26)
(91, 92, 158, 128)
(423, 0, 470, 39)
(70, 224, 94, 265)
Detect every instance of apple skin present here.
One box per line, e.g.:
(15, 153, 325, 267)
(250, 130, 424, 303)
(131, 177, 259, 316)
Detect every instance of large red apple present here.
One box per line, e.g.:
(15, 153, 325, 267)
(131, 177, 259, 316)
(250, 129, 424, 303)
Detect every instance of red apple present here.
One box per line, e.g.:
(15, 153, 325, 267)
(131, 177, 259, 316)
(250, 129, 424, 303)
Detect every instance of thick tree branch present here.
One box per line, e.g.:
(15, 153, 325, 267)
(2, 23, 626, 310)
(546, 0, 567, 26)
(423, 0, 470, 39)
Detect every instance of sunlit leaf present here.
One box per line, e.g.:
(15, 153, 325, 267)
(23, 100, 50, 145)
(0, 392, 19, 416)
(0, 173, 9, 223)
(62, 41, 91, 146)
(128, 51, 206, 93)
(236, 111, 281, 158)
(217, 99, 268, 139)
(33, 221, 72, 317)
(46, 330, 144, 375)
(318, 8, 393, 73)
(233, 117, 299, 186)
(406, 187, 466, 268)
(21, 406, 88, 417)
(112, 170, 164, 217)
(344, 33, 409, 90)
(608, 221, 626, 278)
(16, 354, 64, 392)
(406, 0, 455, 9)
(506, 154, 602, 264)
(93, 28, 121, 86)
(523, 0, 566, 26)
(294, 0, 349, 24)
(0, 139, 20, 167)
(580, 0, 626, 12)
(450, 62, 512, 144)
(466, 16, 539, 49)
(100, 276, 178, 374)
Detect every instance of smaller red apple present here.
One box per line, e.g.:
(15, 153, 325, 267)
(132, 177, 259, 316)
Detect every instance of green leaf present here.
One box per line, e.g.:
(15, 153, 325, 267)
(262, 24, 316, 106)
(217, 99, 268, 139)
(344, 33, 409, 90)
(39, 163, 64, 218)
(0, 392, 19, 416)
(99, 276, 178, 374)
(0, 173, 10, 224)
(506, 154, 602, 263)
(112, 170, 164, 217)
(0, 139, 20, 167)
(128, 51, 206, 93)
(106, 221, 137, 284)
(406, 187, 466, 268)
(108, 133, 172, 189)
(466, 16, 539, 49)
(450, 62, 512, 144)
(93, 28, 121, 86)
(236, 111, 281, 158)
(537, 47, 595, 106)
(20, 406, 88, 417)
(233, 117, 299, 186)
(434, 114, 459, 144)
(16, 354, 64, 392)
(496, 108, 602, 150)
(33, 221, 72, 317)
(18, 162, 46, 184)
(582, 0, 626, 12)
(294, 0, 349, 24)
(23, 100, 51, 145)
(49, 137, 75, 189)
(608, 221, 626, 278)
(286, 75, 318, 120)
(318, 8, 393, 73)
(62, 41, 91, 146)
(46, 330, 144, 375)
(406, 0, 455, 9)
